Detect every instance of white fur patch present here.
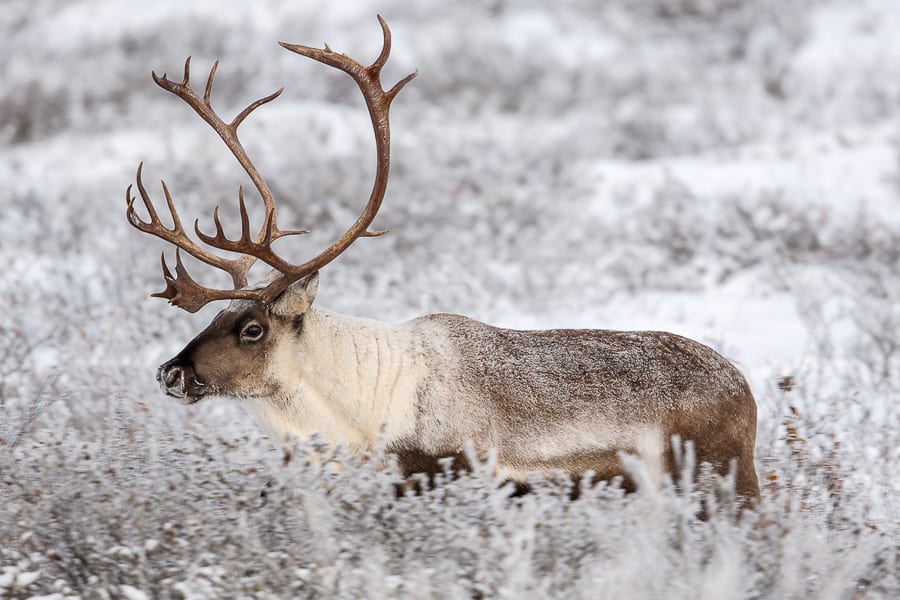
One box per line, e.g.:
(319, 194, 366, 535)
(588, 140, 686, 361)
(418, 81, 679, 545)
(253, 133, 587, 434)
(246, 308, 423, 452)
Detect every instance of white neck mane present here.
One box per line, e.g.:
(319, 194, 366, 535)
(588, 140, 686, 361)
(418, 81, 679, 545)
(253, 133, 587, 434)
(245, 307, 422, 450)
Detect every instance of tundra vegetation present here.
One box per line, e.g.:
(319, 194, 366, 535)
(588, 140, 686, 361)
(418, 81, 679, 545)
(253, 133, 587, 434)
(1, 0, 898, 598)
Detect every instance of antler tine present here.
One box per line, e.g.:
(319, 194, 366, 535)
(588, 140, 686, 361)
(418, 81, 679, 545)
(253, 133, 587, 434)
(203, 60, 218, 106)
(181, 56, 191, 86)
(231, 87, 284, 131)
(127, 162, 160, 225)
(159, 180, 182, 231)
(367, 15, 393, 76)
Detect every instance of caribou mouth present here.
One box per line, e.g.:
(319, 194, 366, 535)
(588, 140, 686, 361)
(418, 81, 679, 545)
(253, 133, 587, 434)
(178, 393, 204, 405)
(162, 384, 207, 405)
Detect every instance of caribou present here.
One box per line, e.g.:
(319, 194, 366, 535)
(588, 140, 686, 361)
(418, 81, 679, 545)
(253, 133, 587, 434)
(126, 17, 760, 502)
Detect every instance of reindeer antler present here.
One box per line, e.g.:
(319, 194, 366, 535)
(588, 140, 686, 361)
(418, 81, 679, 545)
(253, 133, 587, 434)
(126, 16, 416, 312)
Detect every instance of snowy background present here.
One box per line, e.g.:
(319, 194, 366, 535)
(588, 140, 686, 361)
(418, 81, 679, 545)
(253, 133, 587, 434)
(1, 0, 898, 597)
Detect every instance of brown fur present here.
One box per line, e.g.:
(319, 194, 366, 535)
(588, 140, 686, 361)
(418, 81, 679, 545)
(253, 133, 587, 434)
(404, 314, 760, 501)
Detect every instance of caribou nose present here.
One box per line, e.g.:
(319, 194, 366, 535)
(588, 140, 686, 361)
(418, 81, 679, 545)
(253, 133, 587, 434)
(160, 364, 184, 388)
(157, 358, 190, 397)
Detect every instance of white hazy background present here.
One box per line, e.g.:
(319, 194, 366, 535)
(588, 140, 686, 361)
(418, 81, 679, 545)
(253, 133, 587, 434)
(1, 0, 898, 598)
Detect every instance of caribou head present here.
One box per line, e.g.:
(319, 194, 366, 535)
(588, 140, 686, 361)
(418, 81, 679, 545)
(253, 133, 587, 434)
(127, 17, 414, 406)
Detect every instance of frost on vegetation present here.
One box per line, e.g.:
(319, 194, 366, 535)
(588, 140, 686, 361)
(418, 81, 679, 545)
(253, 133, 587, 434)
(0, 416, 896, 598)
(1, 0, 899, 597)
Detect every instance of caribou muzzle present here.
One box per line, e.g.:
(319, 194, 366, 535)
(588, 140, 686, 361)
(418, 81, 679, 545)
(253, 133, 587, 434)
(157, 357, 207, 403)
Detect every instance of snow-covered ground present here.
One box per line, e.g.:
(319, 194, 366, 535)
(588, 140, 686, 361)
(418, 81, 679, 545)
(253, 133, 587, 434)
(1, 0, 898, 597)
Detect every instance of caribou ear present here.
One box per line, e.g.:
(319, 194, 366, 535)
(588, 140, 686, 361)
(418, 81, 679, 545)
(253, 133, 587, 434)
(270, 272, 319, 316)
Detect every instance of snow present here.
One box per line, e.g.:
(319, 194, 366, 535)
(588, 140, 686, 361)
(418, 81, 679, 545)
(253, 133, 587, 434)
(119, 584, 150, 600)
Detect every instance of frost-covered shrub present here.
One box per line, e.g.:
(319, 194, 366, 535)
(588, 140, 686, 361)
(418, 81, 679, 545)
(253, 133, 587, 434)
(0, 404, 896, 598)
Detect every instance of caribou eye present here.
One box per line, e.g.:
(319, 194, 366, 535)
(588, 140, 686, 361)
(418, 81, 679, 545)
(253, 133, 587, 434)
(240, 323, 265, 342)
